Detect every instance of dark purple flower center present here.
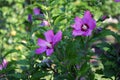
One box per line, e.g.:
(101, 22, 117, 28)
(81, 24, 89, 31)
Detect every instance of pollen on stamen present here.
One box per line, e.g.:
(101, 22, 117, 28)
(82, 25, 88, 31)
(46, 42, 52, 48)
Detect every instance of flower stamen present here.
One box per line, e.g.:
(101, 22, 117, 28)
(81, 24, 89, 31)
(46, 42, 52, 48)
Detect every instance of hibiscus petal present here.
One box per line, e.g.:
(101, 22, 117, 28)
(87, 29, 92, 36)
(75, 16, 82, 22)
(72, 30, 83, 36)
(53, 31, 62, 45)
(35, 47, 46, 54)
(82, 11, 93, 24)
(83, 11, 93, 19)
(82, 11, 96, 30)
(46, 49, 54, 56)
(87, 19, 96, 29)
(71, 17, 83, 30)
(37, 38, 47, 47)
(82, 29, 92, 36)
(44, 30, 54, 42)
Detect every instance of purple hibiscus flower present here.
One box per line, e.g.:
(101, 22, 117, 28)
(0, 59, 8, 70)
(35, 30, 62, 56)
(71, 11, 96, 36)
(33, 8, 40, 15)
(114, 0, 120, 2)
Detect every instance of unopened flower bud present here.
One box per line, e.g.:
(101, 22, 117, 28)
(40, 20, 50, 27)
(95, 27, 103, 33)
(28, 14, 32, 23)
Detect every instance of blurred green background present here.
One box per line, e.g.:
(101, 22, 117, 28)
(0, 0, 120, 80)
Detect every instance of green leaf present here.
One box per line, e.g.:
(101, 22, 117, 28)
(4, 49, 18, 57)
(54, 14, 65, 25)
(78, 62, 90, 77)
